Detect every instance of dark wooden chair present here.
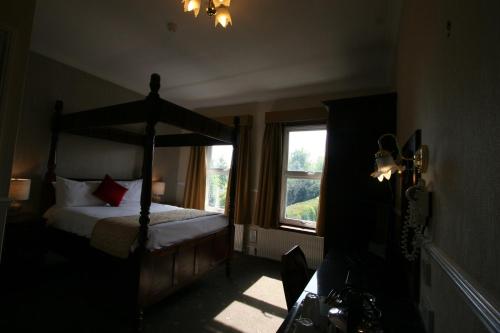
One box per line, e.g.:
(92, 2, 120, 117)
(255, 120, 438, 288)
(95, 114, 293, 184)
(281, 245, 310, 310)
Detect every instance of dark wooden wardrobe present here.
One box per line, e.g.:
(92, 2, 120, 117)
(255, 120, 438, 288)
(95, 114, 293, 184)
(322, 93, 397, 256)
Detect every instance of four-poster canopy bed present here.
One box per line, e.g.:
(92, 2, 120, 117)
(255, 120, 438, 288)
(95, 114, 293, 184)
(41, 73, 240, 331)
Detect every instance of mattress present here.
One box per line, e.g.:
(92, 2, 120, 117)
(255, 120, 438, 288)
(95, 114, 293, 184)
(43, 202, 228, 251)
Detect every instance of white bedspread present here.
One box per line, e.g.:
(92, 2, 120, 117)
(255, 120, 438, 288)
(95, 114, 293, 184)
(43, 203, 228, 251)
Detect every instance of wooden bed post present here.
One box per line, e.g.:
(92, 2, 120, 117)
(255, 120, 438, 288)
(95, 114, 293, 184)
(226, 116, 240, 277)
(41, 101, 62, 211)
(134, 74, 159, 332)
(45, 100, 63, 182)
(138, 120, 156, 250)
(138, 74, 160, 249)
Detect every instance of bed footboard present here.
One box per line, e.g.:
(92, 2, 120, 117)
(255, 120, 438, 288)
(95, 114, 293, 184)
(138, 227, 230, 307)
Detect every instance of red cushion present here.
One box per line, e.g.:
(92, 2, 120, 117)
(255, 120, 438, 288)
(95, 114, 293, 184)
(93, 175, 128, 207)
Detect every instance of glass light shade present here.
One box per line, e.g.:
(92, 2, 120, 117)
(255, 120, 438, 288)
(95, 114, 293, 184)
(370, 150, 405, 182)
(183, 0, 201, 17)
(213, 0, 231, 7)
(152, 181, 165, 196)
(9, 178, 31, 201)
(215, 5, 232, 28)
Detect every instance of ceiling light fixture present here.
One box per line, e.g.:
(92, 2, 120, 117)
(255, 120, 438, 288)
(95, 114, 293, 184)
(182, 0, 233, 28)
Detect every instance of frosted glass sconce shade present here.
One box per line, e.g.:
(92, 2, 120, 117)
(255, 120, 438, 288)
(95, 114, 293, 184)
(370, 150, 405, 182)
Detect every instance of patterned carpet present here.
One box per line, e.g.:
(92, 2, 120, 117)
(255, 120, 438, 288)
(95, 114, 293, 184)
(0, 252, 288, 333)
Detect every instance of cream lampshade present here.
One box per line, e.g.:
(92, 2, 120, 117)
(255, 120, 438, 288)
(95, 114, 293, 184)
(152, 181, 165, 203)
(8, 178, 31, 209)
(152, 181, 165, 197)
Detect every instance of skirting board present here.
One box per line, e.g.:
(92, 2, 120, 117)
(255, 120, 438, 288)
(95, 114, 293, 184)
(424, 243, 500, 333)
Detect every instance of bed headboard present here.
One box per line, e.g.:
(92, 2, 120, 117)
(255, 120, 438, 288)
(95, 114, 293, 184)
(39, 101, 138, 213)
(41, 177, 138, 214)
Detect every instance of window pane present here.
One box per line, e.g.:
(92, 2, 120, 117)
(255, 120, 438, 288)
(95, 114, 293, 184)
(207, 172, 228, 211)
(208, 145, 233, 170)
(206, 145, 232, 212)
(287, 130, 326, 172)
(284, 178, 320, 222)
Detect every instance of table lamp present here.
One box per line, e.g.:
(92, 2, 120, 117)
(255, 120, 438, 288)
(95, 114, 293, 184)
(152, 181, 165, 202)
(8, 178, 31, 211)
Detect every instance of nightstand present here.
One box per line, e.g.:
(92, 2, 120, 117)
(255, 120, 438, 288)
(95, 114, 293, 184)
(1, 211, 45, 267)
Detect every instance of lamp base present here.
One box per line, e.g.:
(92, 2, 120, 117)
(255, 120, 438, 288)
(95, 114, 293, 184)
(8, 201, 23, 216)
(152, 195, 164, 203)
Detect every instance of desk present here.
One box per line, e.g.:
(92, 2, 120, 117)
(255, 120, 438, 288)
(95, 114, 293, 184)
(277, 251, 425, 333)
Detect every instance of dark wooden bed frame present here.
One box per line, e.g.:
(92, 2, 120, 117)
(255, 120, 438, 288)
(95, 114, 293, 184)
(41, 74, 240, 331)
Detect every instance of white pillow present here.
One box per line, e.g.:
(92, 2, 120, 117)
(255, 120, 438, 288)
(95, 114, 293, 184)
(55, 177, 106, 207)
(117, 179, 143, 203)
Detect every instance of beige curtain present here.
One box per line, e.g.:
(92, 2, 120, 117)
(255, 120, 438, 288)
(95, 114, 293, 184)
(183, 146, 206, 209)
(225, 125, 251, 224)
(253, 123, 283, 229)
(316, 130, 329, 237)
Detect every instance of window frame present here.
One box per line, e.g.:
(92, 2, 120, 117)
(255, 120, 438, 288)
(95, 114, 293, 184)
(205, 145, 233, 213)
(279, 124, 326, 230)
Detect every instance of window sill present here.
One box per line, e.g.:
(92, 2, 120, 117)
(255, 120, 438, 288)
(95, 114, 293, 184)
(205, 207, 225, 214)
(279, 224, 317, 235)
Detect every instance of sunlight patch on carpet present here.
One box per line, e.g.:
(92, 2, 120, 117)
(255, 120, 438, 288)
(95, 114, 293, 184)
(212, 276, 287, 332)
(213, 300, 285, 333)
(242, 276, 287, 310)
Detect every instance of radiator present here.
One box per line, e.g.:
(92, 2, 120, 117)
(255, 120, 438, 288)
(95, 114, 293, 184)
(256, 228, 324, 268)
(234, 224, 244, 252)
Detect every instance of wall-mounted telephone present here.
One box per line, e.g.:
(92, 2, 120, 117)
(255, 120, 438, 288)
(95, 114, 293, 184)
(401, 179, 430, 261)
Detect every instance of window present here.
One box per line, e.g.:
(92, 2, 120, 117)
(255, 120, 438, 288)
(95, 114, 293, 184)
(205, 145, 233, 212)
(280, 125, 327, 230)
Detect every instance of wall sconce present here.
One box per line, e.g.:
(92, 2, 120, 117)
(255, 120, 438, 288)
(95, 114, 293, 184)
(371, 131, 431, 262)
(152, 181, 165, 203)
(370, 133, 428, 181)
(8, 178, 31, 211)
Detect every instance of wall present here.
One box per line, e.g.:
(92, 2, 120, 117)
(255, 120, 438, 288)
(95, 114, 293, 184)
(0, 0, 36, 260)
(12, 52, 180, 213)
(0, 0, 36, 196)
(397, 0, 500, 332)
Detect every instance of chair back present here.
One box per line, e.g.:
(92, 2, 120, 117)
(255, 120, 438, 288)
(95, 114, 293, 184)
(281, 245, 310, 310)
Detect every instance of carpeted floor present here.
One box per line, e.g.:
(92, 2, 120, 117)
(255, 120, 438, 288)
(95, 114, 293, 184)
(0, 252, 288, 333)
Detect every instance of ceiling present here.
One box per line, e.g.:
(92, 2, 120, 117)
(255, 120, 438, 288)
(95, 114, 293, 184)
(31, 0, 402, 109)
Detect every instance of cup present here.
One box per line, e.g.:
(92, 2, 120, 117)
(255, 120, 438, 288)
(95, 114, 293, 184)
(301, 292, 321, 326)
